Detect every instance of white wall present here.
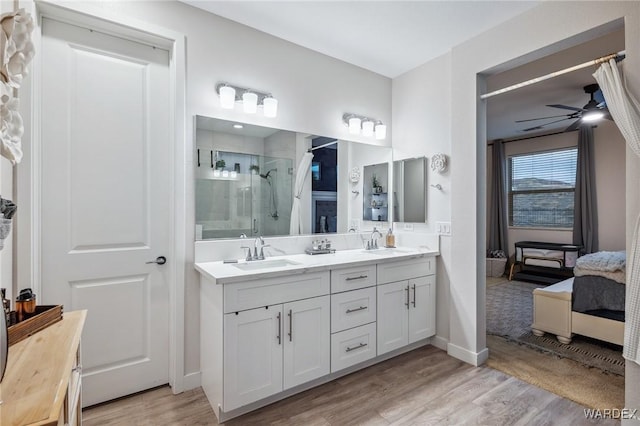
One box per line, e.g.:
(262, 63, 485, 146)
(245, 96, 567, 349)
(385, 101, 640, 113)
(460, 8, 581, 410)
(392, 52, 452, 346)
(487, 120, 626, 257)
(26, 0, 392, 382)
(394, 1, 640, 372)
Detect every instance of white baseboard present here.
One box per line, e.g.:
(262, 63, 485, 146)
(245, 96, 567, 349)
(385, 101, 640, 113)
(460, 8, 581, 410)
(432, 335, 449, 351)
(447, 342, 489, 366)
(182, 372, 201, 391)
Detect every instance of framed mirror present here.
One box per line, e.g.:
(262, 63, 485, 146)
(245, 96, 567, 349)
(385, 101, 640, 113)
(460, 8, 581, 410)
(393, 157, 427, 223)
(194, 116, 391, 239)
(362, 162, 389, 222)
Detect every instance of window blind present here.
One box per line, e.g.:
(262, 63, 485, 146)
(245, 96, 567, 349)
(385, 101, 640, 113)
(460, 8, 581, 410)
(508, 148, 578, 228)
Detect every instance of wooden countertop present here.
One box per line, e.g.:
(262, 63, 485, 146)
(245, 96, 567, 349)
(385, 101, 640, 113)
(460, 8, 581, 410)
(0, 310, 87, 426)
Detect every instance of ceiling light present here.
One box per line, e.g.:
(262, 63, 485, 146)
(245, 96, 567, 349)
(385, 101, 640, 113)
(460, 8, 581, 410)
(242, 91, 258, 114)
(219, 85, 236, 109)
(362, 120, 375, 137)
(263, 96, 278, 118)
(348, 117, 362, 135)
(582, 110, 604, 122)
(216, 83, 279, 118)
(233, 124, 243, 129)
(375, 123, 387, 140)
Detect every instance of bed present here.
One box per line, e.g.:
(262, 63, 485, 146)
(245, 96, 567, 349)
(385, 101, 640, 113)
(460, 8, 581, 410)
(531, 250, 625, 345)
(509, 241, 582, 284)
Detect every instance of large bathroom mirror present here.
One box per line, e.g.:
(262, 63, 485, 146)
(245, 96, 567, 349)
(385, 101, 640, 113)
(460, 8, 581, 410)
(195, 116, 392, 239)
(393, 157, 427, 223)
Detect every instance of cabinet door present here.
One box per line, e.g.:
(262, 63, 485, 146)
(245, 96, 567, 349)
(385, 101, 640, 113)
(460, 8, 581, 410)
(224, 306, 283, 411)
(408, 275, 436, 343)
(283, 296, 330, 390)
(377, 281, 409, 355)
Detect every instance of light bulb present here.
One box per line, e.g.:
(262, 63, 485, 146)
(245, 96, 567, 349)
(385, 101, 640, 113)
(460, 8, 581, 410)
(362, 120, 375, 137)
(219, 86, 236, 109)
(375, 123, 387, 140)
(582, 110, 604, 122)
(243, 92, 258, 114)
(348, 117, 361, 135)
(263, 96, 278, 118)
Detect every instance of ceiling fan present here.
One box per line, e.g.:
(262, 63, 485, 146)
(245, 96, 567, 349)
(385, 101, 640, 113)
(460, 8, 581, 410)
(516, 83, 612, 133)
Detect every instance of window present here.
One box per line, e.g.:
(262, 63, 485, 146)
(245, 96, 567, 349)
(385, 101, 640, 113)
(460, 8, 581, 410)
(508, 147, 578, 228)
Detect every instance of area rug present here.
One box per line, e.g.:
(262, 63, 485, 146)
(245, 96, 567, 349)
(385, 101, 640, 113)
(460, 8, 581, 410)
(487, 334, 625, 410)
(486, 279, 625, 376)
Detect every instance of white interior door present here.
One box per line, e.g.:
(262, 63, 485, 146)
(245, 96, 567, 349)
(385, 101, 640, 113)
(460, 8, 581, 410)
(40, 18, 172, 406)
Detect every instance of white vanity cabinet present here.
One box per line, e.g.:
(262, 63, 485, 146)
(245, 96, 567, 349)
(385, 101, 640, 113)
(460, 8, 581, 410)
(223, 295, 330, 411)
(224, 306, 283, 410)
(198, 251, 438, 422)
(330, 265, 378, 373)
(377, 258, 436, 355)
(201, 271, 331, 415)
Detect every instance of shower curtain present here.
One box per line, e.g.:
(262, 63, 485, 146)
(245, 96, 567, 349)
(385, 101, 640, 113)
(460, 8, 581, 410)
(289, 152, 313, 235)
(593, 58, 640, 365)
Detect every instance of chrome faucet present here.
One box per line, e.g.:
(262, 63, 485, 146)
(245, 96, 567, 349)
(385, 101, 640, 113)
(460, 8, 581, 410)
(254, 236, 270, 260)
(368, 227, 382, 250)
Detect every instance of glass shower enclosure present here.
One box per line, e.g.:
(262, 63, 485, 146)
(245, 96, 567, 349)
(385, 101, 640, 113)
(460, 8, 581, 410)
(196, 150, 293, 239)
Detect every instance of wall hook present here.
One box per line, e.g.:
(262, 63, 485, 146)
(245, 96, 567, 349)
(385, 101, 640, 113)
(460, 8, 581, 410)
(352, 190, 360, 195)
(430, 184, 443, 190)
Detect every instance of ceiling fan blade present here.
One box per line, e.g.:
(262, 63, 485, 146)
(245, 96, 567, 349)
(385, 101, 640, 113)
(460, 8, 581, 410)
(547, 104, 585, 112)
(520, 117, 573, 132)
(515, 113, 573, 123)
(564, 119, 582, 132)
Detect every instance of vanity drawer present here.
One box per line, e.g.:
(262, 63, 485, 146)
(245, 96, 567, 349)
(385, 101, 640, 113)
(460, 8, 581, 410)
(331, 264, 377, 293)
(331, 286, 376, 333)
(223, 271, 330, 313)
(331, 322, 377, 373)
(377, 256, 435, 284)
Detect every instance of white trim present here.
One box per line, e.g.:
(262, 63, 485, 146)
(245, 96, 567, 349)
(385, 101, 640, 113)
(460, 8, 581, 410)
(29, 1, 187, 394)
(447, 342, 489, 366)
(431, 335, 449, 351)
(183, 371, 202, 391)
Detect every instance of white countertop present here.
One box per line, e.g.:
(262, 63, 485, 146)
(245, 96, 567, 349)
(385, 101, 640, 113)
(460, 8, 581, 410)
(195, 246, 439, 284)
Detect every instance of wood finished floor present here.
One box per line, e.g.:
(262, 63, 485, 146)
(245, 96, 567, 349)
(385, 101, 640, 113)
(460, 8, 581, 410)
(83, 345, 619, 425)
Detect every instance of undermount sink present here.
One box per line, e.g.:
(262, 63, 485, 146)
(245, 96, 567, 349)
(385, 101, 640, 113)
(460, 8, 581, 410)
(233, 259, 301, 271)
(362, 248, 415, 255)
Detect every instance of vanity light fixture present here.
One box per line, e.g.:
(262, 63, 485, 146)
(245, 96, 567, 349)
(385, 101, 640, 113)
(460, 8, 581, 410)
(362, 120, 375, 137)
(348, 117, 362, 135)
(216, 82, 278, 117)
(219, 85, 236, 109)
(242, 91, 258, 114)
(233, 123, 243, 129)
(374, 122, 387, 140)
(263, 96, 278, 118)
(342, 113, 386, 140)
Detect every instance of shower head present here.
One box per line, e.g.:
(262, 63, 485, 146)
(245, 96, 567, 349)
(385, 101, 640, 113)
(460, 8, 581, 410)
(259, 168, 277, 179)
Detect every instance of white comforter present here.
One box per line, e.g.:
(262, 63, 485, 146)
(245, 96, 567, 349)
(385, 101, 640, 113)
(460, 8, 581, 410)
(573, 250, 626, 284)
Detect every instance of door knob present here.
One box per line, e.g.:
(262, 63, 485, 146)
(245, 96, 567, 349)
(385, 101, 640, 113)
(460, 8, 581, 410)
(146, 256, 167, 265)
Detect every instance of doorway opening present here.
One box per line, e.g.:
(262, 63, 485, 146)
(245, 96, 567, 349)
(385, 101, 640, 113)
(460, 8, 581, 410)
(482, 24, 626, 408)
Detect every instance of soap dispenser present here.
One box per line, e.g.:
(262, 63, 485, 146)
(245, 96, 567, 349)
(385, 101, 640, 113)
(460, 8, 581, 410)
(385, 228, 395, 248)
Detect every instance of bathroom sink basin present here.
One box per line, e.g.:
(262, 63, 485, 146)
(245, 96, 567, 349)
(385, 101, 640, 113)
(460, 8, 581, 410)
(233, 259, 301, 271)
(362, 248, 415, 255)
